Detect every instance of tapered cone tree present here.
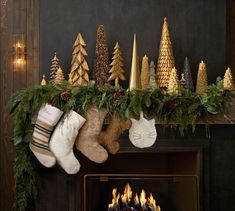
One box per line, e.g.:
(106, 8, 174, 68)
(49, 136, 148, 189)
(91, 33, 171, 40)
(223, 67, 235, 91)
(54, 67, 65, 85)
(40, 75, 47, 86)
(167, 67, 181, 95)
(69, 33, 89, 86)
(183, 57, 194, 91)
(140, 55, 150, 89)
(93, 25, 110, 87)
(156, 17, 175, 88)
(50, 53, 60, 83)
(129, 34, 141, 90)
(108, 42, 126, 87)
(196, 61, 208, 94)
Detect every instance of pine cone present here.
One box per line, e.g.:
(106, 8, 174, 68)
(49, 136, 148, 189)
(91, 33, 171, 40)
(60, 91, 71, 102)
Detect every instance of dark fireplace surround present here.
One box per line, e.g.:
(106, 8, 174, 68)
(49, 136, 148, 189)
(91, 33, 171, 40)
(35, 126, 211, 211)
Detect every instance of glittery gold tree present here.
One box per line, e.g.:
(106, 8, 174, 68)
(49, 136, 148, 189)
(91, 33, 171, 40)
(40, 75, 47, 86)
(223, 67, 235, 91)
(69, 33, 89, 86)
(156, 17, 175, 88)
(50, 53, 60, 83)
(167, 67, 181, 95)
(108, 42, 126, 87)
(140, 55, 150, 89)
(196, 61, 208, 94)
(54, 67, 65, 85)
(93, 25, 110, 87)
(180, 73, 187, 90)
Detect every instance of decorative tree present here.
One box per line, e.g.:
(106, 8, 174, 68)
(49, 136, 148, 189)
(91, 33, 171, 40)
(129, 34, 141, 90)
(183, 57, 194, 91)
(50, 53, 60, 83)
(40, 74, 47, 86)
(69, 33, 89, 86)
(93, 25, 110, 87)
(167, 67, 181, 95)
(223, 67, 235, 91)
(140, 55, 150, 89)
(108, 42, 126, 87)
(196, 61, 208, 94)
(180, 73, 187, 90)
(156, 17, 175, 88)
(149, 61, 157, 89)
(54, 67, 65, 85)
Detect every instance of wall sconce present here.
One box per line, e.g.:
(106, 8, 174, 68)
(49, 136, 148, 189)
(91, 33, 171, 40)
(13, 35, 26, 71)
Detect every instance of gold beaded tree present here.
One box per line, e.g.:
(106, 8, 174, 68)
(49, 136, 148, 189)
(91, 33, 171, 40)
(223, 67, 235, 91)
(50, 53, 60, 83)
(69, 33, 89, 86)
(156, 17, 175, 88)
(108, 42, 126, 87)
(54, 67, 65, 85)
(196, 61, 208, 94)
(40, 75, 47, 86)
(167, 67, 181, 95)
(140, 55, 150, 89)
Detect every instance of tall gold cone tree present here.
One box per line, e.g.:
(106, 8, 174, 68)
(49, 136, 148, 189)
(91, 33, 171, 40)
(129, 34, 141, 90)
(156, 17, 175, 88)
(141, 55, 150, 89)
(50, 53, 60, 83)
(69, 33, 89, 86)
(167, 67, 181, 95)
(223, 67, 235, 91)
(108, 42, 126, 87)
(196, 61, 208, 94)
(54, 67, 65, 85)
(93, 25, 110, 87)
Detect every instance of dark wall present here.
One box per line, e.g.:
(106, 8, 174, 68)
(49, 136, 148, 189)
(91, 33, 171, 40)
(40, 0, 226, 86)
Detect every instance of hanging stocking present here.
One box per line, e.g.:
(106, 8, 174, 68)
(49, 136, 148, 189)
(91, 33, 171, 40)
(50, 110, 86, 174)
(98, 115, 131, 154)
(29, 104, 63, 167)
(75, 106, 108, 163)
(129, 112, 157, 148)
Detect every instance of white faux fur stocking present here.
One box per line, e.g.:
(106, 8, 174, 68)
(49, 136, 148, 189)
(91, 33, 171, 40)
(50, 110, 86, 174)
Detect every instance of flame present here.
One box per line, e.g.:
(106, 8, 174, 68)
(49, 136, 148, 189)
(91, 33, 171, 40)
(148, 193, 161, 211)
(121, 183, 132, 203)
(108, 188, 120, 208)
(134, 193, 139, 205)
(140, 189, 147, 207)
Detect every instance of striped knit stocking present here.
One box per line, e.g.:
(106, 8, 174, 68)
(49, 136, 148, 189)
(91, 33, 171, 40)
(29, 104, 63, 167)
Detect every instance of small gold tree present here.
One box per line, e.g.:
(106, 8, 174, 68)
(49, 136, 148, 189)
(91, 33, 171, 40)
(196, 61, 208, 94)
(40, 75, 47, 86)
(223, 67, 235, 91)
(50, 53, 60, 83)
(156, 17, 175, 88)
(69, 33, 89, 86)
(140, 55, 150, 89)
(54, 67, 65, 85)
(108, 42, 126, 87)
(167, 67, 181, 95)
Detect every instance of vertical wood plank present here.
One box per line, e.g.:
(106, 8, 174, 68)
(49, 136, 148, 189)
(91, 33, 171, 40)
(0, 0, 14, 210)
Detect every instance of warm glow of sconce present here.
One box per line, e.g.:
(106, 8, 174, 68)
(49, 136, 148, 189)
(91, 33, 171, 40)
(13, 40, 26, 70)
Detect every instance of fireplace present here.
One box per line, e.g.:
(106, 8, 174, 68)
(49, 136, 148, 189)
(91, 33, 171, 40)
(84, 174, 199, 211)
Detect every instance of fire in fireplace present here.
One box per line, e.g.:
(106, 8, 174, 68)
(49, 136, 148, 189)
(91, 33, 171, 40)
(107, 183, 161, 211)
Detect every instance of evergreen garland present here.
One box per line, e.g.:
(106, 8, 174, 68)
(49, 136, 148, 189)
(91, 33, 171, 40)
(10, 80, 233, 211)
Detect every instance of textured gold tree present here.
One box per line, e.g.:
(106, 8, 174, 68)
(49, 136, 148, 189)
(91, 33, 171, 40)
(50, 53, 60, 83)
(108, 42, 126, 87)
(54, 67, 65, 85)
(40, 74, 47, 86)
(69, 33, 89, 86)
(93, 25, 110, 87)
(196, 61, 208, 94)
(223, 67, 235, 91)
(156, 17, 175, 88)
(167, 67, 181, 95)
(140, 55, 150, 89)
